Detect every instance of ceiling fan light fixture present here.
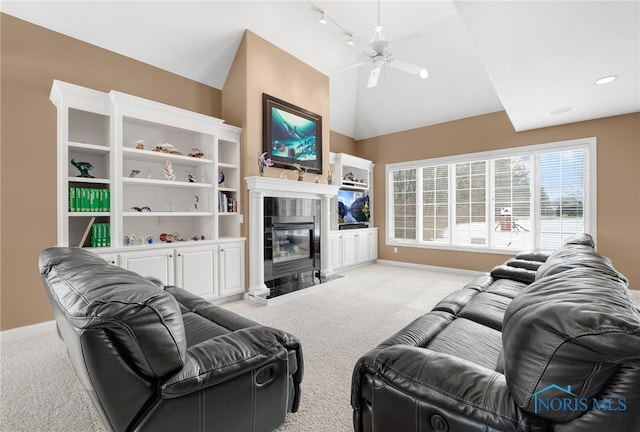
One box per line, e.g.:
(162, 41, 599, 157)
(594, 75, 618, 85)
(317, 12, 327, 24)
(419, 68, 429, 79)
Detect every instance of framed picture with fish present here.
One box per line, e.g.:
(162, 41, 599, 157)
(262, 93, 322, 174)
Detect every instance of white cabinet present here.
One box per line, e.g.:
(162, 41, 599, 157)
(356, 231, 370, 264)
(51, 80, 246, 301)
(111, 240, 244, 301)
(342, 231, 358, 267)
(330, 228, 378, 270)
(329, 233, 344, 270)
(120, 249, 175, 285)
(368, 229, 379, 261)
(218, 241, 245, 297)
(51, 80, 244, 253)
(175, 245, 217, 298)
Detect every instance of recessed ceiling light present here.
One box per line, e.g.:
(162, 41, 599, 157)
(594, 75, 619, 85)
(550, 106, 572, 115)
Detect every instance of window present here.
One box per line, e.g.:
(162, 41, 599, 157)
(386, 138, 595, 253)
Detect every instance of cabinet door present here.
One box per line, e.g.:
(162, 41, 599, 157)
(342, 232, 357, 268)
(330, 234, 343, 270)
(176, 246, 216, 298)
(368, 229, 378, 261)
(356, 231, 370, 264)
(219, 242, 244, 297)
(120, 250, 174, 285)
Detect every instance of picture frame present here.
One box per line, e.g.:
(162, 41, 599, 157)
(262, 93, 322, 174)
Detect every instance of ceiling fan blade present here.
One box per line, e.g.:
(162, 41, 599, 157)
(334, 60, 370, 72)
(367, 65, 382, 88)
(388, 59, 429, 79)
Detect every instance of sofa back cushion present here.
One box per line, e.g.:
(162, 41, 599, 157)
(39, 247, 186, 379)
(502, 266, 640, 422)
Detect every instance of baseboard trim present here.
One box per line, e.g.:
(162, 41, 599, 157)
(0, 320, 57, 343)
(376, 259, 485, 277)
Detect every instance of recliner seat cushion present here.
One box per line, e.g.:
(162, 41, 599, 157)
(502, 268, 640, 422)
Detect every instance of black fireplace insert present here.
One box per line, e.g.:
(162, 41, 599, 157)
(264, 216, 318, 284)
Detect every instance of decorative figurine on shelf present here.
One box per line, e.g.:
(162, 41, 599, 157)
(191, 194, 199, 211)
(135, 140, 145, 150)
(186, 170, 196, 183)
(327, 169, 333, 185)
(293, 163, 307, 181)
(71, 159, 94, 178)
(258, 152, 274, 176)
(188, 148, 204, 158)
(129, 169, 141, 178)
(218, 170, 225, 186)
(163, 160, 176, 180)
(344, 171, 357, 182)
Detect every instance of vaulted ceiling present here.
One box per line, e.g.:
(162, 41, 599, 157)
(2, 1, 638, 140)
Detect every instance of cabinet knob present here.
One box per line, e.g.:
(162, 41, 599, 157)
(169, 254, 173, 258)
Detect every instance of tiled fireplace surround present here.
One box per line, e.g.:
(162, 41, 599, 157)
(245, 176, 339, 303)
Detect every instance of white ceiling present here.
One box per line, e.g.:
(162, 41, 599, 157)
(2, 1, 638, 140)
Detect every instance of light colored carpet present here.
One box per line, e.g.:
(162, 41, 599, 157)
(0, 263, 475, 432)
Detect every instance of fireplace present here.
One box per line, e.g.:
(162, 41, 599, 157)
(263, 198, 321, 298)
(245, 176, 340, 303)
(265, 216, 317, 281)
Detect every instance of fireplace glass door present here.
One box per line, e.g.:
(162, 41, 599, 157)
(272, 223, 313, 264)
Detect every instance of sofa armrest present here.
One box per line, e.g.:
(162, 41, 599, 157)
(372, 345, 545, 432)
(160, 326, 301, 399)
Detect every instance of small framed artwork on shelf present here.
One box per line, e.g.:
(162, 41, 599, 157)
(262, 93, 322, 174)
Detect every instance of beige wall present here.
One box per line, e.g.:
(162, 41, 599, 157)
(222, 31, 330, 287)
(0, 14, 222, 330)
(356, 111, 640, 287)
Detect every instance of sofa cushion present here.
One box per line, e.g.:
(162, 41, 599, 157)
(426, 318, 502, 370)
(459, 292, 512, 331)
(502, 268, 640, 422)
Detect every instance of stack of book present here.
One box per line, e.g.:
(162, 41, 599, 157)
(69, 187, 110, 212)
(218, 191, 237, 213)
(90, 223, 111, 248)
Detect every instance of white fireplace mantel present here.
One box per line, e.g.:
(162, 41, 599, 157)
(245, 176, 339, 300)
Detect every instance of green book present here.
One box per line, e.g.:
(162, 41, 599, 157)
(105, 189, 110, 212)
(106, 223, 111, 247)
(69, 187, 76, 212)
(91, 223, 98, 247)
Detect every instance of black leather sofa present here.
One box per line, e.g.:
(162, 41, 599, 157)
(351, 234, 640, 432)
(39, 247, 303, 432)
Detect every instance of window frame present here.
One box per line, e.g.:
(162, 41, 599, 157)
(385, 137, 597, 254)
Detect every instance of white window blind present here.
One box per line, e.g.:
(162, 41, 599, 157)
(454, 161, 487, 246)
(538, 149, 586, 249)
(391, 168, 417, 241)
(422, 165, 449, 243)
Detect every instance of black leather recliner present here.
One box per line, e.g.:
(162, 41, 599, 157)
(351, 234, 640, 431)
(39, 246, 303, 432)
